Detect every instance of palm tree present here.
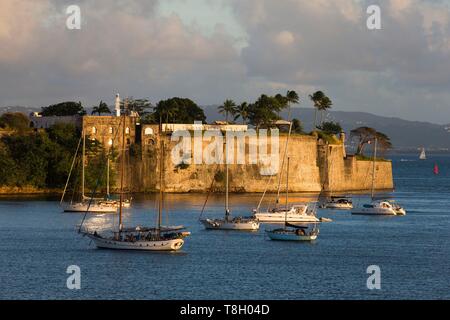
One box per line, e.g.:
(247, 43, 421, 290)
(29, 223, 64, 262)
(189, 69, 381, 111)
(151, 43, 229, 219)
(234, 102, 249, 124)
(318, 96, 332, 125)
(286, 90, 299, 120)
(309, 91, 325, 129)
(91, 100, 111, 115)
(218, 99, 237, 123)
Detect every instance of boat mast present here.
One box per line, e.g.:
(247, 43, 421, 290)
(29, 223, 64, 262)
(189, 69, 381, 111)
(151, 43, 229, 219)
(225, 136, 230, 221)
(158, 138, 164, 233)
(81, 128, 85, 199)
(118, 101, 126, 233)
(106, 156, 110, 197)
(285, 157, 290, 209)
(371, 137, 378, 200)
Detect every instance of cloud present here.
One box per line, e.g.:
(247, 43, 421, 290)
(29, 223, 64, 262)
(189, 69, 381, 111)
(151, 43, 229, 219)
(1, 0, 450, 123)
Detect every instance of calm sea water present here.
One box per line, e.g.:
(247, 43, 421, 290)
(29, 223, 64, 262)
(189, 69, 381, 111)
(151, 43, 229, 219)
(0, 154, 449, 300)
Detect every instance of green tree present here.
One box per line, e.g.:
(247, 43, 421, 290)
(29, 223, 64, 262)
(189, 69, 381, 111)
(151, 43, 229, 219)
(350, 127, 392, 155)
(234, 102, 250, 124)
(153, 97, 206, 123)
(41, 101, 86, 116)
(292, 118, 303, 134)
(247, 94, 287, 129)
(309, 91, 325, 128)
(91, 101, 111, 115)
(122, 98, 152, 115)
(218, 99, 237, 123)
(318, 96, 333, 125)
(0, 112, 30, 132)
(318, 121, 342, 135)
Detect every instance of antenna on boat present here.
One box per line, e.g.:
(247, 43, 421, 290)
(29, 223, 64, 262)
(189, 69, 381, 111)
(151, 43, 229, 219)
(371, 137, 378, 200)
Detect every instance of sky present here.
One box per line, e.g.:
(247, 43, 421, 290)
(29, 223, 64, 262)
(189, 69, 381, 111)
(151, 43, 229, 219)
(1, 0, 450, 124)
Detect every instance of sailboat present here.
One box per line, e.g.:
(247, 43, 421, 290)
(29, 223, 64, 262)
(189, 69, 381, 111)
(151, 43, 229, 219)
(80, 116, 190, 251)
(434, 163, 439, 175)
(61, 129, 117, 213)
(200, 136, 260, 231)
(419, 147, 427, 160)
(97, 156, 132, 208)
(351, 138, 406, 216)
(320, 141, 353, 209)
(266, 158, 319, 241)
(252, 121, 319, 223)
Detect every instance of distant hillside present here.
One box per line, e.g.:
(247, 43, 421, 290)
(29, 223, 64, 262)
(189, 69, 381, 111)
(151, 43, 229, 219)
(203, 106, 450, 151)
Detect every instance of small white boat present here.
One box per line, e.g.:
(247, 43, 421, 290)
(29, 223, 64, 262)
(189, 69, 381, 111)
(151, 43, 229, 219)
(419, 147, 426, 160)
(254, 204, 319, 223)
(266, 224, 319, 241)
(200, 215, 260, 231)
(63, 202, 117, 213)
(351, 200, 406, 216)
(320, 197, 353, 209)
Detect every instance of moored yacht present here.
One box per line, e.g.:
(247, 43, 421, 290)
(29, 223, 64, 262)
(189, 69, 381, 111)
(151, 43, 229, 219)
(351, 137, 406, 216)
(254, 204, 319, 223)
(320, 196, 353, 210)
(199, 136, 260, 231)
(266, 223, 319, 241)
(351, 200, 406, 216)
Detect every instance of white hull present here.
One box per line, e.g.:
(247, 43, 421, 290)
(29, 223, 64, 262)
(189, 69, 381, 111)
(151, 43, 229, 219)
(255, 212, 319, 223)
(200, 219, 259, 230)
(266, 230, 317, 241)
(63, 202, 117, 213)
(351, 200, 406, 216)
(351, 208, 397, 215)
(87, 234, 184, 251)
(322, 203, 353, 209)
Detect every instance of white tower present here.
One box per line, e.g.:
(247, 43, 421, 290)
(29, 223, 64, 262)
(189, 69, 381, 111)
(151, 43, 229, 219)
(115, 93, 121, 117)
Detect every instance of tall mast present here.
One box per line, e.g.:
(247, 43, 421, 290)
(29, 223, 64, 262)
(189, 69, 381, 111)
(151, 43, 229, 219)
(276, 120, 293, 205)
(371, 137, 378, 200)
(285, 157, 290, 209)
(225, 136, 229, 220)
(158, 139, 164, 232)
(106, 156, 110, 197)
(284, 157, 290, 226)
(82, 128, 85, 199)
(118, 102, 126, 232)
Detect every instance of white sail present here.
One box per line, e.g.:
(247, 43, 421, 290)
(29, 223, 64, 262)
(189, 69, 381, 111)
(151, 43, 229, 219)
(419, 148, 426, 160)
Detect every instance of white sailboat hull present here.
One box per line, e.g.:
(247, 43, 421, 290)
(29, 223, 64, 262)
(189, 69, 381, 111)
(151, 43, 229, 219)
(266, 230, 317, 241)
(63, 202, 117, 213)
(254, 212, 319, 223)
(351, 207, 397, 215)
(87, 234, 184, 251)
(322, 202, 353, 209)
(200, 219, 260, 230)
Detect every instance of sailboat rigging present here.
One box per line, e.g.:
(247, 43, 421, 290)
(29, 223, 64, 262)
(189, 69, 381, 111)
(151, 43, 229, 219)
(79, 112, 190, 251)
(200, 133, 260, 231)
(351, 138, 406, 216)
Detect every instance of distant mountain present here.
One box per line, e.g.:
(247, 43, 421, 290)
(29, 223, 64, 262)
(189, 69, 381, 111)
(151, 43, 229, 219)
(0, 106, 38, 115)
(202, 106, 450, 151)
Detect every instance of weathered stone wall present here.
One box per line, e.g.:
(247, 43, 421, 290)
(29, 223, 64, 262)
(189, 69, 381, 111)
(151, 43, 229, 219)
(318, 143, 394, 192)
(124, 134, 393, 193)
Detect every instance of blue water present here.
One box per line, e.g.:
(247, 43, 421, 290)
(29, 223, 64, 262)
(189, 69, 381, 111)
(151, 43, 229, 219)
(0, 154, 449, 299)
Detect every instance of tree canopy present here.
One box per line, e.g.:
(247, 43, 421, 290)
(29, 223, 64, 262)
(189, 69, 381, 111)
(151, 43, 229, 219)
(91, 101, 111, 115)
(0, 112, 30, 132)
(318, 121, 342, 135)
(152, 97, 206, 124)
(350, 127, 392, 155)
(41, 101, 86, 116)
